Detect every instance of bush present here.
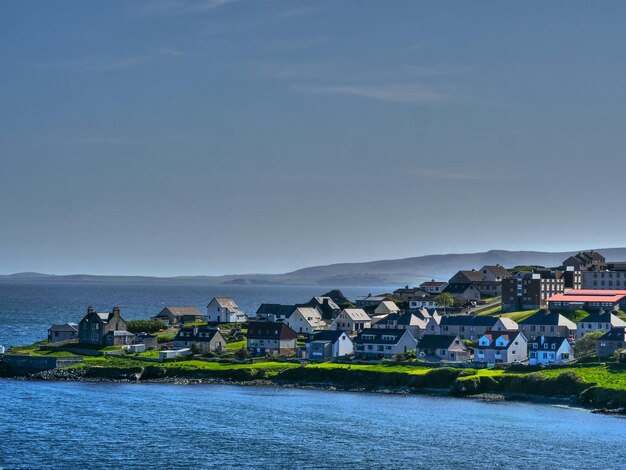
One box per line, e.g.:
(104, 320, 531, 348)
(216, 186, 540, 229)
(127, 320, 164, 334)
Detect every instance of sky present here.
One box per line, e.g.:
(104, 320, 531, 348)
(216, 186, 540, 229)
(1, 0, 626, 276)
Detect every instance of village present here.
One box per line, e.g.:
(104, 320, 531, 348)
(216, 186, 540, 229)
(9, 249, 626, 372)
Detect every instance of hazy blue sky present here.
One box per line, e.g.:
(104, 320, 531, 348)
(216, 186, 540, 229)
(1, 0, 625, 275)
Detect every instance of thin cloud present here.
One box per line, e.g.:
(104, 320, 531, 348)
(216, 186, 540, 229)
(134, 0, 239, 15)
(295, 83, 449, 105)
(412, 168, 503, 181)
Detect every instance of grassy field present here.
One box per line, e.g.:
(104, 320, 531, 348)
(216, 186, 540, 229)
(226, 340, 246, 350)
(498, 310, 538, 322)
(536, 364, 626, 390)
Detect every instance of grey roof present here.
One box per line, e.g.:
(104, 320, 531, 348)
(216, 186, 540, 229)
(519, 312, 576, 328)
(375, 312, 421, 327)
(528, 336, 570, 350)
(354, 328, 413, 345)
(48, 323, 78, 332)
(478, 331, 524, 350)
(210, 297, 239, 311)
(443, 283, 477, 294)
(598, 327, 626, 342)
(255, 304, 297, 316)
(576, 312, 626, 324)
(481, 265, 511, 278)
(440, 315, 498, 327)
(309, 330, 348, 344)
(452, 270, 485, 283)
(174, 326, 223, 343)
(417, 335, 463, 350)
(158, 306, 204, 317)
(107, 330, 135, 337)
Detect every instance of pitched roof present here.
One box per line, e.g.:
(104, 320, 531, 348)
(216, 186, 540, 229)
(375, 300, 399, 312)
(420, 280, 448, 287)
(48, 323, 78, 332)
(309, 330, 349, 343)
(598, 327, 626, 342)
(496, 317, 519, 330)
(528, 336, 570, 350)
(337, 308, 370, 321)
(481, 265, 511, 278)
(443, 283, 477, 294)
(247, 322, 297, 340)
(452, 270, 485, 283)
(174, 326, 223, 343)
(255, 304, 297, 316)
(161, 306, 204, 317)
(417, 335, 464, 350)
(354, 328, 413, 345)
(210, 297, 239, 311)
(375, 312, 426, 328)
(576, 312, 626, 325)
(310, 297, 340, 311)
(478, 331, 524, 350)
(519, 312, 576, 328)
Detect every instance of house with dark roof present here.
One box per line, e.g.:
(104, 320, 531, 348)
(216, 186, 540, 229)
(207, 297, 247, 323)
(355, 295, 388, 307)
(436, 315, 501, 340)
(562, 251, 606, 272)
(306, 330, 353, 359)
(152, 306, 205, 325)
(48, 323, 79, 343)
(301, 297, 341, 320)
(442, 283, 481, 302)
(354, 328, 417, 359)
(528, 336, 574, 365)
(474, 331, 527, 364)
(372, 312, 427, 339)
(78, 306, 131, 346)
(393, 286, 429, 302)
(247, 321, 298, 356)
(255, 304, 297, 322)
(449, 270, 485, 285)
(408, 294, 439, 310)
(416, 335, 469, 362)
(419, 280, 448, 295)
(518, 311, 576, 340)
(173, 326, 226, 353)
(596, 327, 626, 357)
(576, 312, 626, 339)
(331, 308, 371, 336)
(479, 265, 512, 282)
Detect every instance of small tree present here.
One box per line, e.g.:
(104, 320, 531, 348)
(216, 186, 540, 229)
(434, 293, 454, 314)
(574, 331, 604, 357)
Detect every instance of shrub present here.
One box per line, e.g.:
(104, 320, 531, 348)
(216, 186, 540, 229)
(127, 320, 164, 334)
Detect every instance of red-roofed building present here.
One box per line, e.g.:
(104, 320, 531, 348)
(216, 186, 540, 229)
(547, 290, 626, 312)
(419, 280, 448, 295)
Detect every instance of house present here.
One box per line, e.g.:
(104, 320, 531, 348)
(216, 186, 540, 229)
(255, 304, 297, 322)
(372, 312, 427, 339)
(408, 294, 439, 310)
(48, 323, 79, 343)
(354, 328, 417, 359)
(518, 311, 577, 340)
(528, 336, 575, 365)
(596, 327, 626, 357)
(416, 335, 469, 362)
(547, 290, 626, 312)
(104, 330, 136, 346)
(247, 321, 297, 356)
(78, 306, 129, 346)
(331, 308, 371, 335)
(285, 307, 327, 334)
(436, 315, 501, 340)
(474, 331, 527, 364)
(302, 296, 341, 320)
(306, 330, 353, 360)
(173, 326, 226, 353)
(476, 281, 502, 297)
(393, 286, 429, 302)
(501, 270, 566, 311)
(419, 280, 448, 295)
(562, 250, 607, 272)
(492, 317, 519, 332)
(576, 312, 626, 339)
(374, 301, 400, 316)
(442, 283, 481, 302)
(152, 306, 205, 325)
(206, 297, 247, 323)
(424, 314, 443, 335)
(134, 332, 158, 350)
(479, 265, 511, 282)
(448, 270, 485, 285)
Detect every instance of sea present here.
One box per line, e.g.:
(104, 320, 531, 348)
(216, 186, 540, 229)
(1, 281, 625, 469)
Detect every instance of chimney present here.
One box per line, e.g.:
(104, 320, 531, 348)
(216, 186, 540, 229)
(87, 306, 94, 314)
(112, 306, 120, 315)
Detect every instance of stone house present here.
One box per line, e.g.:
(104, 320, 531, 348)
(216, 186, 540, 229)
(48, 323, 79, 343)
(78, 306, 130, 346)
(173, 326, 226, 353)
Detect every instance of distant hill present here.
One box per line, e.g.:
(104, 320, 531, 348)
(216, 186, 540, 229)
(3, 248, 626, 287)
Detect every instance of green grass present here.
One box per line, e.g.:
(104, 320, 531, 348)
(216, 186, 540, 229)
(476, 305, 502, 316)
(498, 310, 538, 322)
(157, 360, 299, 371)
(7, 345, 79, 357)
(226, 340, 247, 350)
(536, 364, 626, 390)
(306, 362, 432, 375)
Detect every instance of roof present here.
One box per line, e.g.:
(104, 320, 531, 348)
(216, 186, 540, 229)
(174, 326, 223, 342)
(443, 283, 477, 294)
(107, 330, 135, 337)
(548, 291, 626, 303)
(577, 312, 626, 325)
(420, 280, 448, 287)
(337, 308, 370, 321)
(478, 331, 524, 350)
(452, 270, 485, 283)
(309, 330, 349, 343)
(417, 335, 464, 350)
(160, 306, 204, 317)
(598, 327, 626, 342)
(310, 297, 340, 311)
(375, 312, 424, 328)
(496, 317, 519, 330)
(519, 312, 577, 328)
(210, 297, 239, 311)
(480, 265, 511, 278)
(375, 300, 399, 312)
(440, 315, 498, 327)
(528, 336, 570, 350)
(247, 322, 297, 340)
(354, 328, 413, 345)
(48, 323, 78, 332)
(255, 304, 297, 316)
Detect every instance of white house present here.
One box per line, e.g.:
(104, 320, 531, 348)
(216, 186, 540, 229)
(576, 312, 626, 339)
(285, 307, 327, 334)
(332, 308, 371, 335)
(409, 296, 439, 310)
(354, 328, 417, 359)
(374, 301, 400, 316)
(528, 336, 575, 365)
(206, 297, 247, 323)
(306, 330, 353, 359)
(474, 331, 527, 364)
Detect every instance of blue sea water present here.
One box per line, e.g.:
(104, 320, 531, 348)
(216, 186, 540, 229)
(1, 281, 625, 469)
